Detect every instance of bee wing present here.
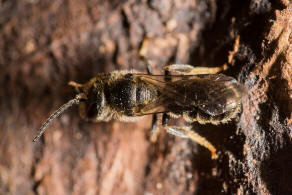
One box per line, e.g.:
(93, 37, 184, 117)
(132, 74, 181, 116)
(134, 94, 171, 116)
(187, 74, 247, 115)
(136, 74, 246, 116)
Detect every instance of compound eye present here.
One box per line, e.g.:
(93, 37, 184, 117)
(85, 86, 104, 120)
(86, 102, 101, 118)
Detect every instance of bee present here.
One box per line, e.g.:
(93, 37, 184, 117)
(33, 63, 247, 159)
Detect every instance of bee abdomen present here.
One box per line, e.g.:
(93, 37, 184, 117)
(183, 104, 241, 125)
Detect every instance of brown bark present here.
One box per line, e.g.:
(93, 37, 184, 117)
(0, 0, 291, 194)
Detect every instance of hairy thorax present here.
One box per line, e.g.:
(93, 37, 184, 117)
(79, 71, 159, 122)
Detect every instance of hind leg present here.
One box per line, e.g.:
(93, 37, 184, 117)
(164, 64, 227, 75)
(162, 64, 218, 158)
(165, 125, 218, 159)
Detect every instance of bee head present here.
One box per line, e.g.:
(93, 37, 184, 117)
(79, 83, 106, 121)
(32, 78, 106, 142)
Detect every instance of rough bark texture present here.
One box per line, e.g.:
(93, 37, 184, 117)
(0, 0, 291, 194)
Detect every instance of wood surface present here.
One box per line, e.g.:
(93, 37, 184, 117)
(0, 0, 291, 194)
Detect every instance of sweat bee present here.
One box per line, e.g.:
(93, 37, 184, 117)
(33, 63, 247, 159)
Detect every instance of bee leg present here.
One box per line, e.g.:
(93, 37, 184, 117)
(164, 68, 172, 81)
(150, 113, 171, 142)
(165, 125, 218, 159)
(139, 35, 151, 59)
(164, 64, 228, 75)
(150, 114, 160, 142)
(146, 60, 153, 75)
(162, 113, 170, 126)
(139, 35, 154, 75)
(139, 50, 154, 75)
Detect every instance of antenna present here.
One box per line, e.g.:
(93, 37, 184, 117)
(33, 93, 85, 142)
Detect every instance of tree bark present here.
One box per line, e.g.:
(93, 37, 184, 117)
(0, 0, 291, 194)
